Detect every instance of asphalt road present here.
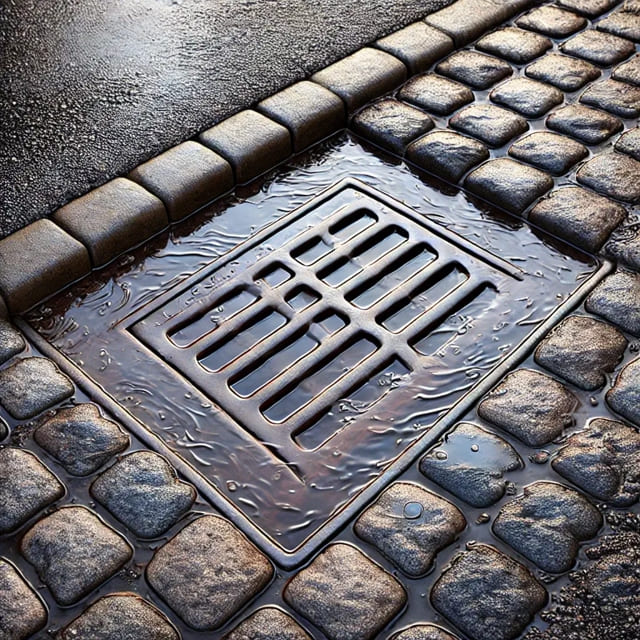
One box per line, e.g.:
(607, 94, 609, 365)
(0, 0, 451, 237)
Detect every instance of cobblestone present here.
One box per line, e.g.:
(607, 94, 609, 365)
(21, 506, 132, 606)
(528, 186, 626, 252)
(450, 105, 528, 148)
(526, 53, 601, 92)
(607, 356, 640, 426)
(398, 74, 473, 116)
(465, 158, 552, 214)
(435, 51, 512, 90)
(490, 77, 564, 118)
(91, 451, 196, 538)
(352, 99, 434, 155)
(516, 5, 587, 37)
(354, 481, 466, 576)
(476, 27, 552, 64)
(615, 126, 640, 160)
(0, 357, 74, 420)
(224, 607, 312, 640)
(552, 417, 640, 506)
(0, 448, 64, 533)
(34, 404, 129, 476)
(147, 515, 273, 630)
(560, 30, 636, 67)
(392, 625, 459, 640)
(420, 422, 522, 507)
(613, 54, 640, 85)
(577, 153, 640, 204)
(580, 79, 640, 118)
(478, 369, 577, 447)
(546, 104, 623, 145)
(597, 1, 640, 42)
(557, 0, 619, 17)
(534, 315, 627, 390)
(0, 560, 47, 640)
(0, 319, 24, 364)
(284, 543, 406, 640)
(509, 132, 587, 175)
(493, 481, 602, 573)
(59, 593, 179, 640)
(586, 269, 640, 335)
(431, 543, 547, 640)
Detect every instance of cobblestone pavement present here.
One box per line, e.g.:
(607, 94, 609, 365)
(1, 1, 640, 639)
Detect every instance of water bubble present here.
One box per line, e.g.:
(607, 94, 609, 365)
(476, 513, 490, 524)
(226, 481, 238, 492)
(470, 444, 479, 452)
(529, 451, 550, 464)
(589, 396, 599, 406)
(435, 450, 448, 460)
(403, 502, 423, 519)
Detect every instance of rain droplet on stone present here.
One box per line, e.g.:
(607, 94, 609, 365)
(226, 481, 238, 492)
(403, 502, 424, 519)
(435, 450, 448, 460)
(476, 513, 490, 524)
(471, 444, 479, 452)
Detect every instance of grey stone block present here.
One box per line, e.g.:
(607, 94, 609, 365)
(355, 482, 465, 576)
(431, 544, 547, 640)
(526, 53, 601, 92)
(598, 1, 640, 42)
(558, 0, 623, 17)
(257, 81, 345, 152)
(0, 560, 47, 640)
(465, 158, 552, 214)
(352, 99, 434, 155)
(490, 77, 563, 118)
(54, 178, 167, 268)
(0, 448, 64, 533)
(436, 51, 512, 90)
(476, 27, 552, 64)
(493, 481, 602, 573)
(616, 127, 640, 161)
(129, 141, 233, 222)
(450, 105, 528, 148)
(577, 153, 640, 204)
(200, 110, 291, 184)
(535, 315, 627, 390)
(529, 186, 626, 252)
(607, 356, 640, 426)
(614, 54, 640, 86)
(284, 543, 406, 640)
(586, 269, 640, 335)
(407, 130, 489, 183)
(552, 417, 640, 506)
(560, 30, 636, 67)
(147, 515, 273, 630)
(311, 47, 407, 112)
(478, 369, 577, 447)
(375, 22, 453, 74)
(35, 403, 129, 476)
(391, 625, 459, 640)
(59, 593, 179, 640)
(0, 219, 91, 314)
(0, 319, 25, 365)
(21, 506, 132, 606)
(0, 357, 74, 420)
(516, 5, 587, 37)
(91, 451, 195, 538)
(420, 423, 522, 508)
(509, 132, 588, 175)
(224, 607, 312, 640)
(581, 79, 640, 119)
(398, 74, 473, 116)
(546, 104, 622, 145)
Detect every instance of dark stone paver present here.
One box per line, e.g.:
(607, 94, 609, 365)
(352, 99, 434, 155)
(528, 186, 626, 252)
(284, 543, 406, 640)
(552, 417, 640, 507)
(398, 74, 473, 116)
(431, 544, 547, 640)
(476, 27, 552, 64)
(606, 225, 640, 270)
(546, 104, 623, 145)
(0, 357, 74, 420)
(147, 515, 273, 630)
(420, 422, 522, 507)
(493, 481, 602, 573)
(490, 77, 564, 118)
(577, 153, 640, 203)
(435, 51, 512, 90)
(0, 448, 64, 533)
(516, 5, 587, 37)
(310, 47, 407, 112)
(613, 54, 640, 86)
(450, 105, 528, 148)
(354, 481, 466, 576)
(597, 1, 640, 42)
(586, 269, 640, 335)
(534, 315, 627, 390)
(375, 22, 454, 74)
(509, 132, 587, 175)
(406, 130, 489, 183)
(0, 319, 25, 364)
(560, 30, 636, 67)
(128, 141, 233, 222)
(200, 110, 291, 185)
(91, 451, 196, 538)
(526, 53, 601, 92)
(35, 404, 129, 476)
(557, 0, 619, 17)
(607, 356, 640, 426)
(0, 560, 47, 640)
(392, 625, 459, 640)
(478, 369, 577, 447)
(21, 506, 132, 606)
(464, 158, 552, 214)
(0, 219, 91, 314)
(257, 81, 346, 152)
(615, 127, 640, 160)
(54, 178, 167, 268)
(59, 593, 179, 640)
(580, 79, 640, 118)
(224, 607, 312, 640)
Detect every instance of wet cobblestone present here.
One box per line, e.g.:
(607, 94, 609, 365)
(0, 560, 46, 640)
(546, 104, 623, 144)
(436, 50, 512, 89)
(508, 131, 588, 175)
(516, 5, 587, 37)
(398, 74, 473, 115)
(476, 27, 552, 63)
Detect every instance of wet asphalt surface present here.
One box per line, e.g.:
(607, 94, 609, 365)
(0, 0, 451, 238)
